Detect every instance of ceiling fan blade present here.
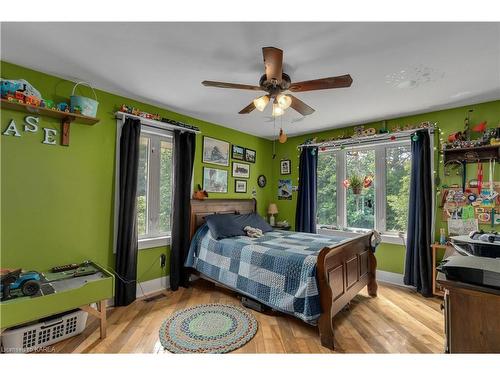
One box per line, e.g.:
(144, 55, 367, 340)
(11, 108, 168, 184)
(238, 101, 256, 114)
(262, 47, 283, 83)
(289, 95, 315, 116)
(289, 74, 353, 92)
(202, 80, 262, 91)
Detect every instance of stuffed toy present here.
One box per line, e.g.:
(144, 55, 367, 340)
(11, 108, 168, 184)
(244, 226, 264, 238)
(192, 184, 208, 200)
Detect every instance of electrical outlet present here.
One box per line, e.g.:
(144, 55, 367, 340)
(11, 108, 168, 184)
(160, 254, 166, 268)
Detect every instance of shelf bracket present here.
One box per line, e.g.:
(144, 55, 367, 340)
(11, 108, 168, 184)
(61, 117, 72, 146)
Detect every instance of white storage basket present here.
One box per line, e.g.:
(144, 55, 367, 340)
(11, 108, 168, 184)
(1, 309, 88, 353)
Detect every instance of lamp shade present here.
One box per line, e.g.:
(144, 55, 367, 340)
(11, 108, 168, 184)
(253, 95, 270, 112)
(268, 203, 278, 215)
(277, 94, 292, 109)
(272, 102, 284, 117)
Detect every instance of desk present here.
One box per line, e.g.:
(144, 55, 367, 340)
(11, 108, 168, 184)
(0, 263, 114, 339)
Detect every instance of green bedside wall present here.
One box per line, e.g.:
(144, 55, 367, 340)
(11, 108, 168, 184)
(0, 61, 273, 283)
(271, 100, 500, 274)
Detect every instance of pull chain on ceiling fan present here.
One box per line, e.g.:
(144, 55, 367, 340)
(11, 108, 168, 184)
(202, 46, 353, 117)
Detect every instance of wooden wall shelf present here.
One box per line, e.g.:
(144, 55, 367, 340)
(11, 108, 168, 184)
(1, 98, 100, 145)
(443, 144, 500, 164)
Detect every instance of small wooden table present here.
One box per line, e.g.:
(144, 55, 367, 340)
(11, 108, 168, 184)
(431, 243, 447, 297)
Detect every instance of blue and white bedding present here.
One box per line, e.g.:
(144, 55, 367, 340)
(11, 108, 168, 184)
(185, 224, 356, 324)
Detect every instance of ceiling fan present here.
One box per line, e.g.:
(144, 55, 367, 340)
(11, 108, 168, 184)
(202, 47, 353, 117)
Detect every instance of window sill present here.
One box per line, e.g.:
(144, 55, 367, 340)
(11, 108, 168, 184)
(316, 227, 405, 246)
(138, 235, 171, 250)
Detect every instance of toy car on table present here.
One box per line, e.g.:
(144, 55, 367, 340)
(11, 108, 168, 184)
(1, 269, 42, 301)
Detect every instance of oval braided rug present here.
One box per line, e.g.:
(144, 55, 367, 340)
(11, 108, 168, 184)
(159, 303, 258, 354)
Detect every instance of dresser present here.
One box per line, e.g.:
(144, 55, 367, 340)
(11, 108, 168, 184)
(437, 269, 500, 353)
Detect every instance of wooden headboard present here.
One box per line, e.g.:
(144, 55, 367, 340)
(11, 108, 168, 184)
(189, 199, 257, 239)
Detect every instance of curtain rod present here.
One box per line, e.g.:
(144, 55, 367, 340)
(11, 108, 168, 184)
(115, 111, 201, 134)
(298, 124, 436, 149)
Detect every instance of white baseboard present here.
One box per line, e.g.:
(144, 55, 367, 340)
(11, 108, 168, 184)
(376, 270, 408, 287)
(136, 276, 170, 298)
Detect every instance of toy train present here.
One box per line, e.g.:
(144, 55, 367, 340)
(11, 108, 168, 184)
(1, 80, 69, 113)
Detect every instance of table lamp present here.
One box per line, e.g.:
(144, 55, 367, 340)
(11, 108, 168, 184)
(268, 203, 278, 226)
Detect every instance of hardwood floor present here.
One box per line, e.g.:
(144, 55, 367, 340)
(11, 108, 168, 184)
(51, 280, 445, 354)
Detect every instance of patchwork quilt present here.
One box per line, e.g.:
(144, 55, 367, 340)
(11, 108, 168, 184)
(185, 224, 356, 324)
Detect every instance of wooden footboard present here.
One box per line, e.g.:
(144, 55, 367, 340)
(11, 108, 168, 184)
(316, 232, 378, 349)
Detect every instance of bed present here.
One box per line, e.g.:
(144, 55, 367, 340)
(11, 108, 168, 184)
(186, 199, 378, 350)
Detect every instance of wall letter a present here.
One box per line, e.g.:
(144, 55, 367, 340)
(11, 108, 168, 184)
(2, 120, 21, 137)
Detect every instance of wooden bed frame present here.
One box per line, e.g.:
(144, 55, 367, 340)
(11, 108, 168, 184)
(188, 198, 378, 350)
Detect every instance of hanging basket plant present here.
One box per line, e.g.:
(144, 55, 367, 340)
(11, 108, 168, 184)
(344, 175, 364, 196)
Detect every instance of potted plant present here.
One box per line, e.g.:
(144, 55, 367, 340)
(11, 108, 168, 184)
(348, 175, 364, 195)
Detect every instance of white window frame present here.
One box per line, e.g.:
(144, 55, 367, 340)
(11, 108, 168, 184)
(113, 120, 173, 252)
(317, 139, 411, 245)
(137, 128, 173, 249)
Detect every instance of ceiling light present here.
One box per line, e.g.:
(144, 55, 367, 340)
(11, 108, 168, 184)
(276, 94, 292, 110)
(272, 103, 284, 117)
(253, 95, 270, 111)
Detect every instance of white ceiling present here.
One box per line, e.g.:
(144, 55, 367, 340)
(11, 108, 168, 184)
(1, 22, 500, 138)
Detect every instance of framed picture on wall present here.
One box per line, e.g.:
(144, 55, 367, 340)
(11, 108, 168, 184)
(203, 167, 228, 193)
(202, 136, 230, 166)
(280, 159, 291, 175)
(232, 162, 250, 178)
(244, 148, 256, 163)
(278, 179, 292, 200)
(232, 145, 245, 160)
(234, 179, 247, 193)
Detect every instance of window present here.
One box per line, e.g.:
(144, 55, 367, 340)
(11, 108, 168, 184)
(386, 145, 411, 233)
(317, 151, 337, 227)
(136, 128, 173, 247)
(317, 140, 412, 238)
(346, 149, 375, 230)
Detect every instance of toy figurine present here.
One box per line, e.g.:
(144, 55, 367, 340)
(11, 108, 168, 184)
(57, 102, 69, 112)
(472, 121, 487, 133)
(72, 105, 82, 114)
(1, 269, 42, 301)
(192, 184, 208, 200)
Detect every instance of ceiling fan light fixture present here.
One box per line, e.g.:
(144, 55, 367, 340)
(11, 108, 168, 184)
(253, 95, 270, 111)
(272, 103, 284, 117)
(277, 94, 292, 109)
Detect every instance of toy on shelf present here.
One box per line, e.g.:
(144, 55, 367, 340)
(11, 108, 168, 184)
(192, 184, 208, 200)
(72, 105, 82, 114)
(0, 79, 43, 107)
(1, 269, 42, 301)
(119, 104, 161, 121)
(57, 102, 70, 112)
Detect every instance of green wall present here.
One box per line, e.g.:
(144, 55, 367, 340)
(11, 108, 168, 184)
(1, 60, 498, 281)
(0, 61, 273, 284)
(271, 100, 500, 274)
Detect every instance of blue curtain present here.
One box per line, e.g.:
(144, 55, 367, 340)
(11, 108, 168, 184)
(404, 129, 433, 297)
(295, 147, 318, 233)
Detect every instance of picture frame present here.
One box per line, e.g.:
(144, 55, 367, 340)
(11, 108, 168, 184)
(278, 179, 293, 200)
(244, 148, 256, 163)
(231, 145, 245, 160)
(232, 162, 250, 178)
(202, 136, 230, 166)
(234, 179, 247, 193)
(280, 159, 291, 175)
(203, 167, 228, 193)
